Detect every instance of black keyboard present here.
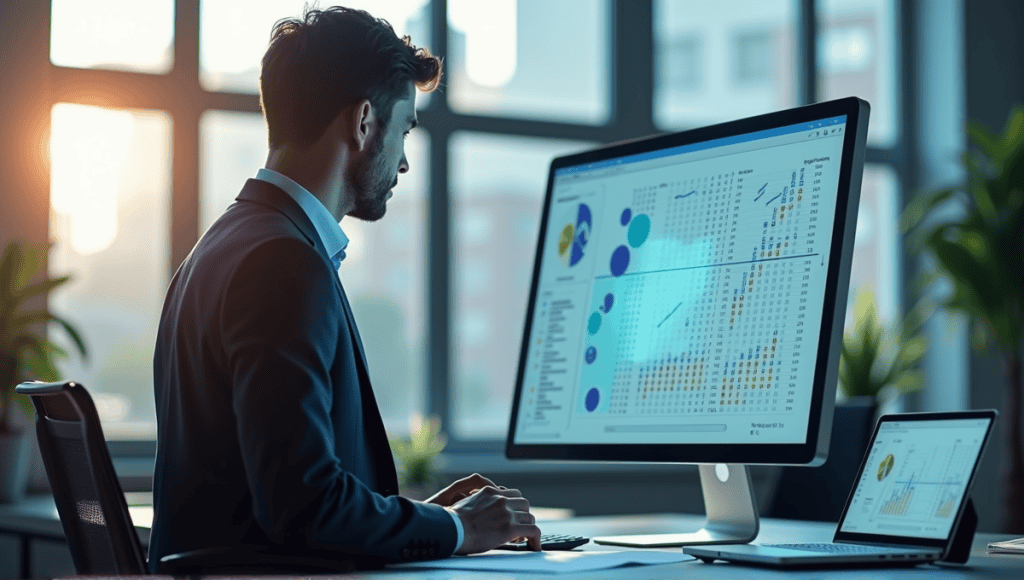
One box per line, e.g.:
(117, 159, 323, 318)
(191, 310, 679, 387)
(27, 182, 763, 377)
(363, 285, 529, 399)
(495, 534, 590, 551)
(764, 543, 910, 555)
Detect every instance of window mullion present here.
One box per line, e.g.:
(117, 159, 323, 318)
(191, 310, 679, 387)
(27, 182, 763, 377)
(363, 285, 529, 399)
(798, 0, 818, 105)
(427, 0, 453, 434)
(611, 0, 656, 136)
(170, 0, 202, 272)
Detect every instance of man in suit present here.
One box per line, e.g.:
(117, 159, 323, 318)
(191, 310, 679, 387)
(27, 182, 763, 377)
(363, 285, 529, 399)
(149, 6, 541, 572)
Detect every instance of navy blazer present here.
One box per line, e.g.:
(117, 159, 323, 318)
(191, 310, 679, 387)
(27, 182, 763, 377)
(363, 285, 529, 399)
(149, 179, 456, 571)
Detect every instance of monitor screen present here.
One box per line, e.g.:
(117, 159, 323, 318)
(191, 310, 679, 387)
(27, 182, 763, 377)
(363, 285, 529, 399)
(507, 98, 869, 464)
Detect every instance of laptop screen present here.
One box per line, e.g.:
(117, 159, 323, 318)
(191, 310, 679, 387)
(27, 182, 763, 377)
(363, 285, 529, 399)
(838, 414, 994, 542)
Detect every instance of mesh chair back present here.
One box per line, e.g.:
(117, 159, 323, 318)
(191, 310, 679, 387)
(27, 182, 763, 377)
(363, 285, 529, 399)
(15, 381, 147, 574)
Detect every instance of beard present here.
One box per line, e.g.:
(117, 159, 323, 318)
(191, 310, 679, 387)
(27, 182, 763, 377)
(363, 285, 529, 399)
(347, 130, 395, 222)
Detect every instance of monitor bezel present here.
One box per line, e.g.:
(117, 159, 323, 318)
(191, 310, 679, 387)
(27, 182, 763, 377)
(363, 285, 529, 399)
(505, 96, 870, 465)
(832, 409, 998, 552)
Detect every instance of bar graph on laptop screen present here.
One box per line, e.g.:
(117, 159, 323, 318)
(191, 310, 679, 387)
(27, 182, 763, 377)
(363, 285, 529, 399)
(513, 116, 850, 446)
(840, 418, 992, 540)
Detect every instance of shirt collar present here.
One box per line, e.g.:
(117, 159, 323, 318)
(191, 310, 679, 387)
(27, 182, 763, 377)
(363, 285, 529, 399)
(254, 168, 349, 267)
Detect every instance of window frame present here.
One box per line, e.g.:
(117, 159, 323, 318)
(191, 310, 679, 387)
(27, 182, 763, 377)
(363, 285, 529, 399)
(46, 0, 914, 465)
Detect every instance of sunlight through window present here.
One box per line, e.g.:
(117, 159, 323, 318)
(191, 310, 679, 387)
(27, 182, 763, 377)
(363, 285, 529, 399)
(50, 104, 135, 255)
(50, 0, 173, 73)
(200, 0, 430, 94)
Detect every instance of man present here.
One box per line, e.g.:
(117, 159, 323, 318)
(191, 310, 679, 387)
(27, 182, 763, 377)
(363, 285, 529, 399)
(149, 6, 540, 571)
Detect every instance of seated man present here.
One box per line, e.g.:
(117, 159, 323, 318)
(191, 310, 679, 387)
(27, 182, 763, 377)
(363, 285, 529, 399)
(149, 6, 540, 571)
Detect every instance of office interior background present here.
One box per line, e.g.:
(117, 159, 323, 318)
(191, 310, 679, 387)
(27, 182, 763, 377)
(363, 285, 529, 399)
(1, 0, 1023, 537)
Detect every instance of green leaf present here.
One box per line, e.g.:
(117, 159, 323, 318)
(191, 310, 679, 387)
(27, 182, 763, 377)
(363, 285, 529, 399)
(928, 233, 1005, 315)
(16, 392, 34, 419)
(23, 352, 60, 382)
(893, 370, 925, 394)
(49, 315, 87, 358)
(0, 242, 24, 297)
(14, 242, 48, 290)
(969, 183, 999, 225)
(1000, 107, 1024, 151)
(970, 323, 990, 354)
(967, 120, 1004, 163)
(13, 334, 48, 362)
(902, 187, 959, 235)
(14, 275, 72, 302)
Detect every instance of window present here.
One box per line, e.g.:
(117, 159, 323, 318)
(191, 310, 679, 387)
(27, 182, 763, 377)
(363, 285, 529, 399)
(654, 0, 798, 129)
(733, 31, 773, 85)
(658, 36, 702, 93)
(49, 104, 171, 439)
(447, 0, 611, 123)
(818, 0, 898, 146)
(847, 165, 900, 323)
(50, 0, 174, 73)
(199, 0, 431, 95)
(45, 0, 915, 449)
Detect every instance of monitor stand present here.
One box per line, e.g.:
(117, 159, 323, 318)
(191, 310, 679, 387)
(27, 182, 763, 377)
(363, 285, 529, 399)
(592, 464, 759, 548)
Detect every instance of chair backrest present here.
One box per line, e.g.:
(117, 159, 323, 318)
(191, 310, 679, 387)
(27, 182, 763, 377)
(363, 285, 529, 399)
(15, 381, 147, 575)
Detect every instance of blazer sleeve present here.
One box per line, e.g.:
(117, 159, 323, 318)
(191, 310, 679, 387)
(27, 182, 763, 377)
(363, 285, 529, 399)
(219, 237, 457, 562)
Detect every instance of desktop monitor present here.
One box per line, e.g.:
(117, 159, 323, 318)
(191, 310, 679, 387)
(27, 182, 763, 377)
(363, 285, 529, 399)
(506, 97, 870, 546)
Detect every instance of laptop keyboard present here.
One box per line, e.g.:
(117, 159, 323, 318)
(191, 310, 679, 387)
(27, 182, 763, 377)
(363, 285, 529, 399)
(765, 543, 914, 555)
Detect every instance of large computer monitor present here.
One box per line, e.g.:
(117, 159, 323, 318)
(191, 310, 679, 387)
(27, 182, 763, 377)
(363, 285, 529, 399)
(506, 97, 870, 546)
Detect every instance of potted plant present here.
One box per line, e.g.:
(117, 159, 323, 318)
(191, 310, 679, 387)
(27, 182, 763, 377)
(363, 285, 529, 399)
(837, 288, 930, 413)
(388, 414, 447, 500)
(0, 240, 87, 503)
(902, 106, 1024, 532)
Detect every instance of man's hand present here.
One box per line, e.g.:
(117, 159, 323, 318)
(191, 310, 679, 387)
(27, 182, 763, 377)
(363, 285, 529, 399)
(424, 473, 497, 507)
(449, 485, 542, 554)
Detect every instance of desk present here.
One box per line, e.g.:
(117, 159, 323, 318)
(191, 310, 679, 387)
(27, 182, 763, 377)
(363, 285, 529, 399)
(4, 497, 1021, 579)
(365, 514, 1023, 580)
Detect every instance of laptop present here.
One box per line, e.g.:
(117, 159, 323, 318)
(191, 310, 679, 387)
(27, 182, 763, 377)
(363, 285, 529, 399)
(685, 410, 997, 567)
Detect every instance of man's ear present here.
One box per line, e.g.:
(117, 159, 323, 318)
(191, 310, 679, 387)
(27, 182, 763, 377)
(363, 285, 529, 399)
(351, 99, 374, 152)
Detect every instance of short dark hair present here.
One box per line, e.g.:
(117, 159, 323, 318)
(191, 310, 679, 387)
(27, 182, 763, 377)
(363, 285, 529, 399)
(260, 6, 441, 149)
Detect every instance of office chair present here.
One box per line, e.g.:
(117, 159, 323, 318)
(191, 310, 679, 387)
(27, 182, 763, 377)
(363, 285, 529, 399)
(15, 380, 356, 575)
(765, 401, 877, 522)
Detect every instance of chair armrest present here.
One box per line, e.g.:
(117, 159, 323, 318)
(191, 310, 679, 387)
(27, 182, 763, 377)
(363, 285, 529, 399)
(158, 545, 356, 575)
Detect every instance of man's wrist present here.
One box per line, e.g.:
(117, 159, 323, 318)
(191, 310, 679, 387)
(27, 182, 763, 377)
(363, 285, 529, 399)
(444, 507, 464, 554)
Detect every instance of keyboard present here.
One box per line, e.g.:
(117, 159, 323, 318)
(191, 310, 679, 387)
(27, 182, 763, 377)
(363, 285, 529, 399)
(764, 543, 912, 555)
(495, 534, 590, 551)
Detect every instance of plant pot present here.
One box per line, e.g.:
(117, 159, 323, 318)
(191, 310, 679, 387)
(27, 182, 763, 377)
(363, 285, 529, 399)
(0, 429, 33, 503)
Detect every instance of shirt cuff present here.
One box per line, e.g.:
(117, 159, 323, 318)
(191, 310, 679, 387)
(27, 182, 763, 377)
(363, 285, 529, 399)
(444, 507, 464, 554)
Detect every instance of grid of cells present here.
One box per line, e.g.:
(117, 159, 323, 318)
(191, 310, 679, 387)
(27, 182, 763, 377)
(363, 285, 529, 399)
(598, 166, 814, 417)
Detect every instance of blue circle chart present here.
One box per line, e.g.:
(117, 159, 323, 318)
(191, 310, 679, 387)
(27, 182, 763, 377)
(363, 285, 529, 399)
(555, 203, 593, 267)
(585, 387, 600, 412)
(610, 245, 630, 277)
(587, 312, 602, 334)
(628, 214, 651, 248)
(620, 207, 632, 226)
(585, 346, 597, 364)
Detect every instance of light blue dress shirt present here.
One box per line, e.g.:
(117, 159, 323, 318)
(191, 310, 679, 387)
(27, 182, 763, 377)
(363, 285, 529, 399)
(254, 168, 349, 268)
(252, 168, 465, 553)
